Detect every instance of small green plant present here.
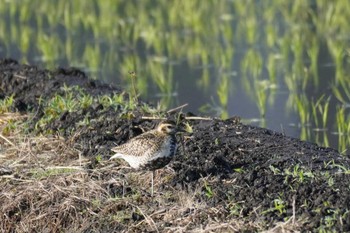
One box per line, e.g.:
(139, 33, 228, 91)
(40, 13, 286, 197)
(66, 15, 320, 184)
(323, 215, 336, 228)
(129, 71, 138, 102)
(98, 91, 140, 113)
(182, 122, 193, 134)
(2, 119, 17, 135)
(140, 103, 158, 115)
(80, 92, 94, 109)
(95, 154, 102, 163)
(204, 181, 214, 198)
(271, 164, 314, 186)
(228, 202, 244, 217)
(98, 95, 114, 108)
(0, 95, 15, 113)
(284, 164, 314, 183)
(273, 198, 286, 215)
(233, 167, 244, 173)
(323, 171, 335, 187)
(324, 160, 350, 174)
(320, 208, 345, 229)
(35, 91, 79, 130)
(261, 196, 286, 216)
(76, 115, 91, 127)
(214, 138, 219, 145)
(269, 165, 282, 175)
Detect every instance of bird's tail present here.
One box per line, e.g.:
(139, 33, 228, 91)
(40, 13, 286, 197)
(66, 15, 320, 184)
(109, 154, 122, 160)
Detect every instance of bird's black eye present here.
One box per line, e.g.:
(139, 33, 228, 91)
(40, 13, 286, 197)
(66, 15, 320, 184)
(166, 125, 174, 130)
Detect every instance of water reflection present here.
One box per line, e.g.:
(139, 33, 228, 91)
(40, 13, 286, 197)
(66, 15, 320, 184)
(1, 0, 350, 153)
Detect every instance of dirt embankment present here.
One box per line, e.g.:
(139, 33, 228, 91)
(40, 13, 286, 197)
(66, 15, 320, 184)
(1, 59, 350, 232)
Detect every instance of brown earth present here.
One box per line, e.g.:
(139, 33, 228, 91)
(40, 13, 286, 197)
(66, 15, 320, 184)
(1, 58, 350, 232)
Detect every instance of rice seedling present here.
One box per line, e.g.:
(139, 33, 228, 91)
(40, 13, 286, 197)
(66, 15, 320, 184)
(311, 95, 331, 130)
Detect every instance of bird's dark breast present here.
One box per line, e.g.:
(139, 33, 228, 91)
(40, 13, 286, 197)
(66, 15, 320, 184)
(169, 136, 176, 155)
(141, 136, 176, 171)
(141, 156, 173, 171)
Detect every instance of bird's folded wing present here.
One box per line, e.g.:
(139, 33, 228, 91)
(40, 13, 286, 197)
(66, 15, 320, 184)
(111, 133, 160, 157)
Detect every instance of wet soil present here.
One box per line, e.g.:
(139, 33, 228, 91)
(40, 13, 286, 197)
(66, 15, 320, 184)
(1, 58, 350, 232)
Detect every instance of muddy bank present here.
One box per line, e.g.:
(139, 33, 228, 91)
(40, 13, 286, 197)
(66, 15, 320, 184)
(1, 59, 350, 232)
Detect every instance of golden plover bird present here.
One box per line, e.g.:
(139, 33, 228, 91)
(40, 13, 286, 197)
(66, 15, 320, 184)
(109, 121, 184, 195)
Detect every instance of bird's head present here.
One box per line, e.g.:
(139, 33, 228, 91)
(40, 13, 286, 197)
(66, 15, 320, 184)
(157, 121, 185, 135)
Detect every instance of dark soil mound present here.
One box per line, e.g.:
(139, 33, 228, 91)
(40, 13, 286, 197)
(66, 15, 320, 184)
(0, 59, 119, 112)
(1, 58, 350, 232)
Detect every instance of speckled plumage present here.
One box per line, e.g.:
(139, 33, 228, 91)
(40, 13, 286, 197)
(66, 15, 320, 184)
(110, 122, 178, 171)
